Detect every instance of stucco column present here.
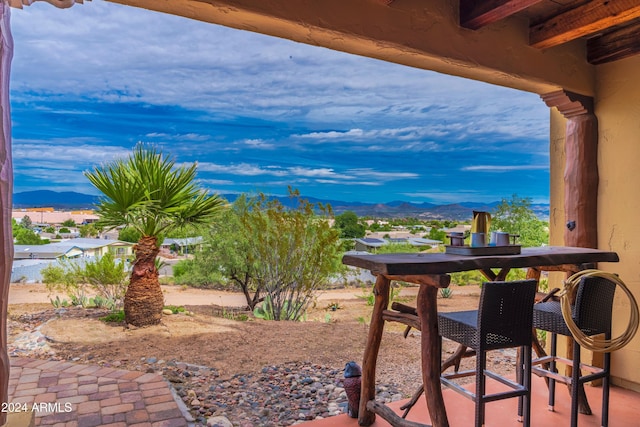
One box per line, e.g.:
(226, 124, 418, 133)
(0, 3, 12, 425)
(541, 90, 598, 249)
(541, 90, 599, 415)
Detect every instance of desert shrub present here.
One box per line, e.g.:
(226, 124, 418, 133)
(171, 259, 192, 278)
(253, 296, 309, 321)
(101, 310, 125, 323)
(245, 191, 342, 321)
(159, 276, 175, 285)
(172, 259, 220, 288)
(42, 253, 129, 309)
(439, 288, 453, 299)
(450, 270, 485, 286)
(82, 253, 129, 304)
(50, 295, 70, 308)
(164, 305, 186, 314)
(192, 189, 343, 317)
(42, 260, 88, 306)
(376, 243, 422, 254)
(358, 283, 403, 306)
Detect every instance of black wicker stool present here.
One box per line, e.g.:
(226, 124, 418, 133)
(439, 279, 537, 427)
(532, 275, 616, 427)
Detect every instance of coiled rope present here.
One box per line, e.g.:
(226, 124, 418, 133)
(559, 269, 639, 353)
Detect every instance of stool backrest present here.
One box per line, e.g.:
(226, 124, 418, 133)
(574, 275, 616, 335)
(478, 279, 537, 350)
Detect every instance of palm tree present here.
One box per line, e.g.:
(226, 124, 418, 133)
(84, 144, 224, 327)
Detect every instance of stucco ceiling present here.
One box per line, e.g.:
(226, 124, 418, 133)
(458, 0, 640, 65)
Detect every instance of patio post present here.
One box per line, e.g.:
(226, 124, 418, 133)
(541, 90, 598, 415)
(0, 2, 12, 425)
(541, 90, 598, 249)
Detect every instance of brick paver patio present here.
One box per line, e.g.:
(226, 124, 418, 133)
(8, 357, 189, 427)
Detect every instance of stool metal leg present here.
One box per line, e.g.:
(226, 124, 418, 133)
(571, 341, 581, 427)
(475, 350, 486, 427)
(523, 345, 532, 427)
(602, 348, 611, 427)
(549, 333, 557, 411)
(517, 346, 524, 421)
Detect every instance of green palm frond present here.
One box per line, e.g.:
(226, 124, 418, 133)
(84, 143, 223, 238)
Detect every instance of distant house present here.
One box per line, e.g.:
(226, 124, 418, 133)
(355, 236, 442, 253)
(11, 209, 99, 226)
(160, 237, 204, 255)
(444, 225, 471, 234)
(406, 237, 443, 247)
(13, 244, 73, 260)
(386, 237, 443, 247)
(13, 238, 134, 260)
(368, 231, 415, 239)
(11, 259, 58, 283)
(354, 237, 388, 252)
(11, 238, 134, 283)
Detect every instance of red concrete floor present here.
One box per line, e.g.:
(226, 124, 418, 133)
(303, 375, 640, 427)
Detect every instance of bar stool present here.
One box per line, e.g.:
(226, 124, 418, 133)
(438, 279, 537, 427)
(532, 275, 616, 427)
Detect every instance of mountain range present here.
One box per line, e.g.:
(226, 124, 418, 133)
(12, 190, 549, 221)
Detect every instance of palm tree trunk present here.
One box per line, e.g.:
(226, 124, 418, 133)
(125, 235, 164, 326)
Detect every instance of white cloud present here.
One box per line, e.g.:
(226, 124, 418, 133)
(287, 167, 346, 179)
(295, 126, 448, 141)
(144, 132, 210, 142)
(197, 179, 235, 186)
(402, 191, 483, 203)
(196, 162, 418, 183)
(461, 165, 548, 172)
(196, 162, 284, 176)
(315, 179, 381, 186)
(296, 129, 366, 139)
(13, 142, 130, 164)
(242, 139, 275, 149)
(348, 169, 419, 180)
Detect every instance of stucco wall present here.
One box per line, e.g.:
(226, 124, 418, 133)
(593, 55, 640, 390)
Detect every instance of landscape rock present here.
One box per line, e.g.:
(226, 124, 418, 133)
(206, 415, 233, 427)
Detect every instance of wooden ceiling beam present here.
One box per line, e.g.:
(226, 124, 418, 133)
(460, 0, 542, 30)
(530, 0, 640, 49)
(587, 19, 640, 64)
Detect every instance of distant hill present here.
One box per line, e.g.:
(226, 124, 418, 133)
(13, 190, 100, 210)
(13, 190, 549, 221)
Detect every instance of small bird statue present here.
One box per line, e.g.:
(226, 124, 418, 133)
(343, 361, 362, 418)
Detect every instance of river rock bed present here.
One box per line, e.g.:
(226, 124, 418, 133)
(154, 359, 403, 426)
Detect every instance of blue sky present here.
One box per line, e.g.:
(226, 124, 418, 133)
(9, 1, 550, 204)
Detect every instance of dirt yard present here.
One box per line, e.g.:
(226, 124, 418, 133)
(7, 282, 507, 396)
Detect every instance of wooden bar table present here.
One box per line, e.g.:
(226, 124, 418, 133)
(342, 246, 619, 427)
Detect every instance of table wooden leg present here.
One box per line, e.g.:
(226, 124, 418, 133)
(359, 275, 390, 426)
(417, 284, 450, 427)
(441, 343, 473, 372)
